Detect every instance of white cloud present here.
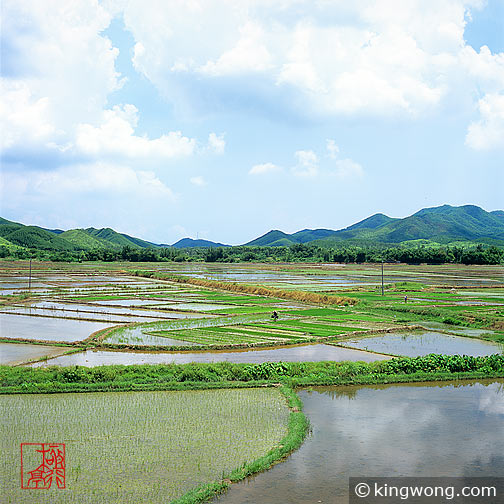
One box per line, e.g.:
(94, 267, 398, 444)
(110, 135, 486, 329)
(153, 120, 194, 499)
(3, 162, 174, 199)
(0, 80, 55, 150)
(75, 105, 196, 159)
(333, 158, 364, 179)
(465, 93, 504, 150)
(326, 139, 340, 160)
(117, 0, 503, 119)
(1, 0, 121, 137)
(207, 132, 226, 154)
(200, 21, 274, 76)
(252, 143, 363, 179)
(292, 150, 318, 177)
(190, 176, 207, 186)
(249, 162, 282, 175)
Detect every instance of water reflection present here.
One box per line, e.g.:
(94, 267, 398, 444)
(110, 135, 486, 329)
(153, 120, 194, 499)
(337, 331, 503, 357)
(215, 380, 504, 504)
(29, 344, 388, 367)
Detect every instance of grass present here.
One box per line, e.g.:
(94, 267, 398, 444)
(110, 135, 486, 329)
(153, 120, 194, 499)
(2, 354, 503, 394)
(130, 271, 357, 306)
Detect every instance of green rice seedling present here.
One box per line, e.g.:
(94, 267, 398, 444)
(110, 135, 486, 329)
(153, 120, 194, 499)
(1, 388, 289, 504)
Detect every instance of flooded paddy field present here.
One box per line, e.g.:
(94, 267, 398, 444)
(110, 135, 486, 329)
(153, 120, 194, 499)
(1, 260, 504, 503)
(0, 313, 113, 343)
(144, 262, 504, 289)
(215, 379, 504, 504)
(0, 305, 170, 324)
(1, 260, 503, 365)
(0, 342, 70, 365)
(30, 343, 388, 367)
(1, 388, 289, 504)
(336, 330, 504, 357)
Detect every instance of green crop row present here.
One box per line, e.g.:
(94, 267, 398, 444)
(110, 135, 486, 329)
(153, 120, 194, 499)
(2, 354, 503, 394)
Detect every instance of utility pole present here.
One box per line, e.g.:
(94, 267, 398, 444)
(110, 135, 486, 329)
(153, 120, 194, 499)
(381, 260, 384, 296)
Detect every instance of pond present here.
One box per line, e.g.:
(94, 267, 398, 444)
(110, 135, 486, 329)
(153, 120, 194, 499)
(336, 331, 503, 357)
(29, 343, 388, 367)
(214, 379, 504, 503)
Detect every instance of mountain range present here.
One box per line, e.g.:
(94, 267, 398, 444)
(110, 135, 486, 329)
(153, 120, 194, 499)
(1, 205, 503, 252)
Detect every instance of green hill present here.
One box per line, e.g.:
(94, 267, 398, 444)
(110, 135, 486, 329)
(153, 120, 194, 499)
(2, 204, 503, 254)
(172, 238, 229, 248)
(290, 229, 336, 243)
(314, 205, 504, 246)
(244, 230, 296, 247)
(345, 213, 396, 231)
(83, 228, 158, 249)
(59, 229, 120, 250)
(0, 219, 160, 252)
(240, 205, 504, 247)
(0, 219, 78, 251)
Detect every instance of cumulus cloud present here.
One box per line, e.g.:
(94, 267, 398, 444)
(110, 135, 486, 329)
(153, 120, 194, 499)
(292, 150, 318, 177)
(75, 105, 196, 159)
(252, 142, 363, 180)
(249, 162, 282, 175)
(118, 0, 503, 120)
(200, 21, 273, 76)
(0, 0, 219, 168)
(465, 93, 504, 150)
(207, 132, 226, 154)
(326, 139, 340, 160)
(1, 0, 121, 136)
(2, 162, 174, 199)
(0, 81, 55, 150)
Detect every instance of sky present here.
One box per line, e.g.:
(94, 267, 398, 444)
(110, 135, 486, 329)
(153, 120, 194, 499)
(1, 0, 503, 245)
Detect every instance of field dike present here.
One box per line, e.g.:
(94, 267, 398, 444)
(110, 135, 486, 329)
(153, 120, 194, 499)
(170, 385, 309, 504)
(130, 270, 358, 306)
(2, 357, 504, 503)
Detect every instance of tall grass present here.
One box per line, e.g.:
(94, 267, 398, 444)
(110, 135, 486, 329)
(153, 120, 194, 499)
(131, 271, 357, 306)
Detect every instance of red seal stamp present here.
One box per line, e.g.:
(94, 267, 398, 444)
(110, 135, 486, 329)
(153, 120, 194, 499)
(21, 443, 66, 489)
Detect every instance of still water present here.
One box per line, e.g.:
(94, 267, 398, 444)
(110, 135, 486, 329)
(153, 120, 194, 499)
(29, 344, 388, 367)
(0, 343, 69, 365)
(0, 313, 113, 342)
(337, 331, 503, 357)
(215, 379, 504, 504)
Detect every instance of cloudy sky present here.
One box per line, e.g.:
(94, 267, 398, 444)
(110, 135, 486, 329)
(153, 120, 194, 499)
(1, 0, 503, 245)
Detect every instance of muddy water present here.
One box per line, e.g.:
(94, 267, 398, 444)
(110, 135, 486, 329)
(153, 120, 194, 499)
(413, 321, 498, 338)
(215, 379, 504, 504)
(0, 342, 69, 364)
(29, 344, 388, 367)
(337, 331, 503, 357)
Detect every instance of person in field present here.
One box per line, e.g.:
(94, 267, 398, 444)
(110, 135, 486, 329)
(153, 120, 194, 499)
(272, 311, 279, 322)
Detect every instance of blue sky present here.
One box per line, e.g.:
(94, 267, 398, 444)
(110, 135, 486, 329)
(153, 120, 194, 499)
(1, 0, 503, 245)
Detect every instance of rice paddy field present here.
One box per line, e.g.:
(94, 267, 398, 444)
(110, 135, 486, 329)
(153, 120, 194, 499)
(1, 388, 289, 504)
(1, 259, 504, 503)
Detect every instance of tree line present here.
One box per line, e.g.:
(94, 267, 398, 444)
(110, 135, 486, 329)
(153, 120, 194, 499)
(1, 242, 503, 265)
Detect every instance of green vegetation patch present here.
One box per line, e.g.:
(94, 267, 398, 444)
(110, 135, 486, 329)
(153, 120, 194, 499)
(209, 306, 279, 315)
(148, 325, 309, 346)
(1, 388, 289, 504)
